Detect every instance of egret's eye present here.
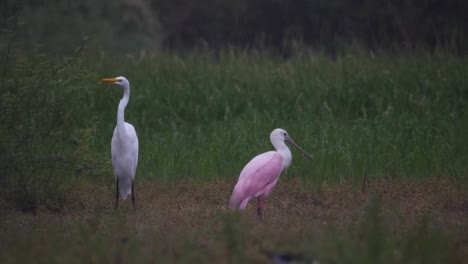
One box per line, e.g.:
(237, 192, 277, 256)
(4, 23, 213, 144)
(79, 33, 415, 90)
(283, 132, 287, 136)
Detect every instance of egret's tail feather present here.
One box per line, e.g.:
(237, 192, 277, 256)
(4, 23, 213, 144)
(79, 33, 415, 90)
(118, 177, 132, 199)
(120, 191, 131, 200)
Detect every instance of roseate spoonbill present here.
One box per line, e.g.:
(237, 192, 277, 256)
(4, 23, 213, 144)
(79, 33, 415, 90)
(100, 76, 139, 211)
(229, 128, 313, 218)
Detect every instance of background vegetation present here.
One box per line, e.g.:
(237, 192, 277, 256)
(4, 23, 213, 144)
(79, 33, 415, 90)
(0, 1, 467, 263)
(2, 0, 468, 55)
(88, 51, 468, 184)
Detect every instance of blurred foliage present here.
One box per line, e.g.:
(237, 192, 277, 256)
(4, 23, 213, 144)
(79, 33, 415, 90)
(0, 0, 162, 54)
(1, 0, 467, 55)
(0, 15, 108, 212)
(154, 0, 468, 55)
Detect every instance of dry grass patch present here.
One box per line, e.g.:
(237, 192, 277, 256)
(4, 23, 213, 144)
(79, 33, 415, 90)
(0, 177, 466, 263)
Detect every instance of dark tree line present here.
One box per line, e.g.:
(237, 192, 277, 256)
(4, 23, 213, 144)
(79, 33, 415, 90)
(1, 0, 467, 54)
(153, 0, 468, 54)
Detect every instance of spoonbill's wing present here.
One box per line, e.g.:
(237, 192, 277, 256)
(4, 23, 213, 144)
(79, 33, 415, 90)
(230, 151, 283, 209)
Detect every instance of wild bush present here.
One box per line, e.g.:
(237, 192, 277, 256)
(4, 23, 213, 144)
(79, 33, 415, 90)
(0, 19, 108, 212)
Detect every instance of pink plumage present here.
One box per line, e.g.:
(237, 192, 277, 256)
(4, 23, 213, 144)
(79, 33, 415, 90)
(229, 151, 283, 209)
(229, 128, 313, 218)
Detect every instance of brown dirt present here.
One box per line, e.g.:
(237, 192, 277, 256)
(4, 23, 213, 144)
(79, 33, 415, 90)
(1, 177, 467, 263)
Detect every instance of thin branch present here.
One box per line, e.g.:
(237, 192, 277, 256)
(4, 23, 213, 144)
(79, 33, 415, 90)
(9, 38, 87, 142)
(0, 4, 20, 92)
(22, 40, 86, 107)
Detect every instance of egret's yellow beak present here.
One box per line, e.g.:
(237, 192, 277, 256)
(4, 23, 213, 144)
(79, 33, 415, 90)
(100, 78, 119, 83)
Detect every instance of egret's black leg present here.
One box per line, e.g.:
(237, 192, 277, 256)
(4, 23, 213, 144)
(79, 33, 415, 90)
(131, 180, 136, 212)
(115, 179, 119, 210)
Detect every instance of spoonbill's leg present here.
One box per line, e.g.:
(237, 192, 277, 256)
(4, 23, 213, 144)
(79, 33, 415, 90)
(131, 181, 136, 212)
(115, 179, 120, 210)
(257, 196, 266, 219)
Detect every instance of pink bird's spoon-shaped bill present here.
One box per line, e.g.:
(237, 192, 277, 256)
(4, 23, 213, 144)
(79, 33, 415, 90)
(285, 136, 314, 160)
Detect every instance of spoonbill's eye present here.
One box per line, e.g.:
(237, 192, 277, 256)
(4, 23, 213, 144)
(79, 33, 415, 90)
(283, 132, 287, 136)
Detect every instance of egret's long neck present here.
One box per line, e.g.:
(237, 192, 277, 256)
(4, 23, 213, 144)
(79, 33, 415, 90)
(273, 141, 292, 169)
(117, 84, 130, 136)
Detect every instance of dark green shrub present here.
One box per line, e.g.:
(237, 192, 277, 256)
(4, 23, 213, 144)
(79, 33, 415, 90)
(0, 18, 108, 212)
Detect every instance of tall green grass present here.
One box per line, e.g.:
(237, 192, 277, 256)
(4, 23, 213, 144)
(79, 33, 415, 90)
(81, 50, 468, 183)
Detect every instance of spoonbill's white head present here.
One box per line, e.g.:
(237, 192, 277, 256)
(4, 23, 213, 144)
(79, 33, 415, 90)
(270, 128, 314, 160)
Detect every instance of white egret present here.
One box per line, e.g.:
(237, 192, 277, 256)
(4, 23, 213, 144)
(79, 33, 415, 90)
(100, 76, 139, 211)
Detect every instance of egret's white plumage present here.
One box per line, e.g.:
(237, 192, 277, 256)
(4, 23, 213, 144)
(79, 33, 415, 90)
(101, 76, 138, 211)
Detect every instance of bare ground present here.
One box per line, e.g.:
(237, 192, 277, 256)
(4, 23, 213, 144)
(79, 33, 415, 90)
(1, 177, 467, 263)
